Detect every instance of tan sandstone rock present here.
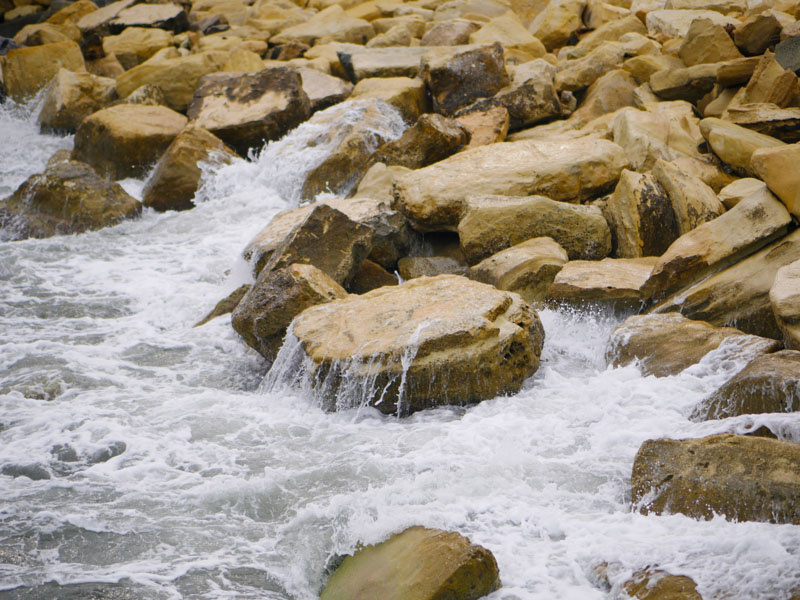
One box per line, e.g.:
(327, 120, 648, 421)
(623, 569, 702, 600)
(350, 76, 429, 123)
(101, 27, 174, 70)
(1, 41, 84, 102)
(699, 117, 785, 176)
(373, 113, 470, 169)
(37, 69, 117, 133)
(678, 18, 743, 67)
(554, 41, 627, 93)
(271, 5, 375, 45)
(751, 142, 800, 219)
(455, 106, 509, 148)
(717, 178, 768, 209)
(398, 256, 468, 279)
(652, 159, 725, 236)
(528, 0, 583, 51)
(770, 260, 800, 350)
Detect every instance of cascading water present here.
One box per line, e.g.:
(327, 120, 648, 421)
(1, 98, 800, 600)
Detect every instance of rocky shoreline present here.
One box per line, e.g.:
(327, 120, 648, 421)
(2, 0, 800, 597)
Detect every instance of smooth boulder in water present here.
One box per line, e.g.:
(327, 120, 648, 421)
(279, 274, 544, 415)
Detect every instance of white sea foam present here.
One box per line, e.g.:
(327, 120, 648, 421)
(1, 100, 799, 600)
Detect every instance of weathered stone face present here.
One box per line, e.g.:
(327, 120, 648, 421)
(320, 527, 501, 600)
(727, 105, 800, 144)
(37, 69, 117, 134)
(771, 260, 800, 350)
(101, 27, 174, 70)
(554, 42, 627, 93)
(72, 104, 188, 180)
(398, 256, 467, 280)
(108, 3, 189, 34)
(287, 274, 544, 415)
(1, 41, 85, 102)
(678, 18, 743, 67)
(692, 350, 800, 421)
(187, 68, 312, 157)
(350, 76, 429, 124)
(270, 5, 375, 46)
(652, 159, 724, 236)
(606, 313, 781, 378)
(632, 434, 800, 525)
(372, 113, 470, 170)
(232, 263, 347, 362)
(699, 117, 785, 176)
(0, 160, 141, 241)
(455, 106, 510, 149)
(622, 569, 702, 600)
(751, 142, 800, 219)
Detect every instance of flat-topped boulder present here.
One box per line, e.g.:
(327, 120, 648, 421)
(468, 237, 568, 304)
(1, 41, 85, 102)
(72, 104, 188, 179)
(271, 5, 375, 46)
(320, 527, 500, 600)
(394, 137, 627, 232)
(545, 257, 657, 311)
(285, 274, 545, 415)
(37, 68, 117, 134)
(187, 68, 312, 156)
(0, 160, 141, 240)
(771, 260, 800, 350)
(606, 313, 781, 377)
(693, 350, 800, 421)
(297, 66, 353, 112)
(751, 142, 800, 219)
(101, 27, 174, 70)
(373, 113, 470, 169)
(726, 105, 800, 144)
(645, 9, 740, 38)
(632, 434, 800, 524)
(699, 117, 785, 176)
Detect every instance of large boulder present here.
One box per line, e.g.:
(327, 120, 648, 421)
(545, 257, 657, 311)
(284, 274, 544, 415)
(337, 46, 432, 81)
(298, 66, 353, 113)
(469, 12, 546, 58)
(640, 187, 791, 303)
(393, 137, 627, 232)
(421, 42, 509, 116)
(678, 18, 743, 67)
(605, 170, 678, 259)
(350, 76, 429, 124)
(622, 570, 701, 600)
(72, 104, 188, 179)
(301, 99, 407, 201)
(692, 350, 800, 421)
(632, 434, 800, 524)
(554, 41, 627, 93)
(1, 41, 84, 102)
(645, 9, 741, 38)
(726, 105, 800, 144)
(372, 113, 470, 169)
(232, 264, 347, 362)
(37, 68, 117, 133)
(699, 117, 785, 176)
(457, 194, 611, 263)
(101, 27, 174, 70)
(751, 142, 800, 219)
(606, 313, 781, 377)
(528, 0, 583, 52)
(468, 237, 568, 304)
(0, 160, 141, 240)
(652, 159, 724, 236)
(187, 68, 312, 156)
(141, 127, 237, 212)
(771, 260, 800, 350)
(108, 3, 189, 34)
(320, 527, 501, 600)
(651, 229, 800, 339)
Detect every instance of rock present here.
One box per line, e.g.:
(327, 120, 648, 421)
(320, 527, 501, 600)
(623, 54, 684, 86)
(72, 104, 188, 180)
(141, 126, 236, 212)
(194, 284, 251, 327)
(455, 58, 561, 131)
(770, 260, 800, 349)
(394, 137, 627, 232)
(77, 0, 136, 37)
(1, 40, 84, 102)
(649, 63, 717, 103)
(645, 9, 741, 38)
(186, 68, 312, 157)
(373, 113, 470, 169)
(109, 3, 189, 34)
(715, 56, 761, 87)
(46, 0, 97, 27)
(736, 51, 800, 108)
(336, 46, 430, 81)
(246, 196, 412, 273)
(699, 117, 785, 176)
(734, 13, 783, 56)
(726, 105, 800, 144)
(554, 41, 627, 92)
(288, 274, 544, 414)
(693, 350, 800, 420)
(775, 35, 800, 75)
(455, 105, 509, 149)
(116, 83, 167, 107)
(458, 194, 612, 263)
(678, 18, 743, 67)
(301, 99, 406, 201)
(101, 27, 174, 70)
(366, 24, 412, 48)
(651, 229, 800, 339)
(642, 187, 791, 303)
(353, 162, 412, 205)
(611, 104, 703, 171)
(470, 12, 546, 58)
(652, 159, 725, 236)
(13, 23, 80, 46)
(607, 313, 781, 377)
(87, 53, 126, 79)
(232, 264, 347, 362)
(271, 5, 375, 45)
(372, 15, 426, 39)
(421, 42, 509, 116)
(623, 570, 702, 600)
(631, 433, 800, 524)
(0, 160, 141, 240)
(420, 19, 480, 46)
(717, 177, 768, 209)
(605, 170, 678, 258)
(528, 0, 583, 52)
(347, 259, 397, 294)
(433, 0, 510, 21)
(350, 76, 428, 123)
(258, 204, 373, 287)
(575, 14, 647, 55)
(398, 256, 467, 279)
(116, 51, 228, 112)
(751, 142, 800, 219)
(298, 66, 352, 112)
(468, 237, 568, 303)
(566, 69, 637, 128)
(546, 256, 656, 310)
(36, 69, 116, 134)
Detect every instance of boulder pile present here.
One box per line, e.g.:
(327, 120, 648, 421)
(3, 0, 800, 595)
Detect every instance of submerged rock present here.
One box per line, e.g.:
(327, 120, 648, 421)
(0, 160, 141, 240)
(632, 433, 800, 524)
(286, 275, 544, 415)
(321, 526, 501, 600)
(622, 569, 701, 600)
